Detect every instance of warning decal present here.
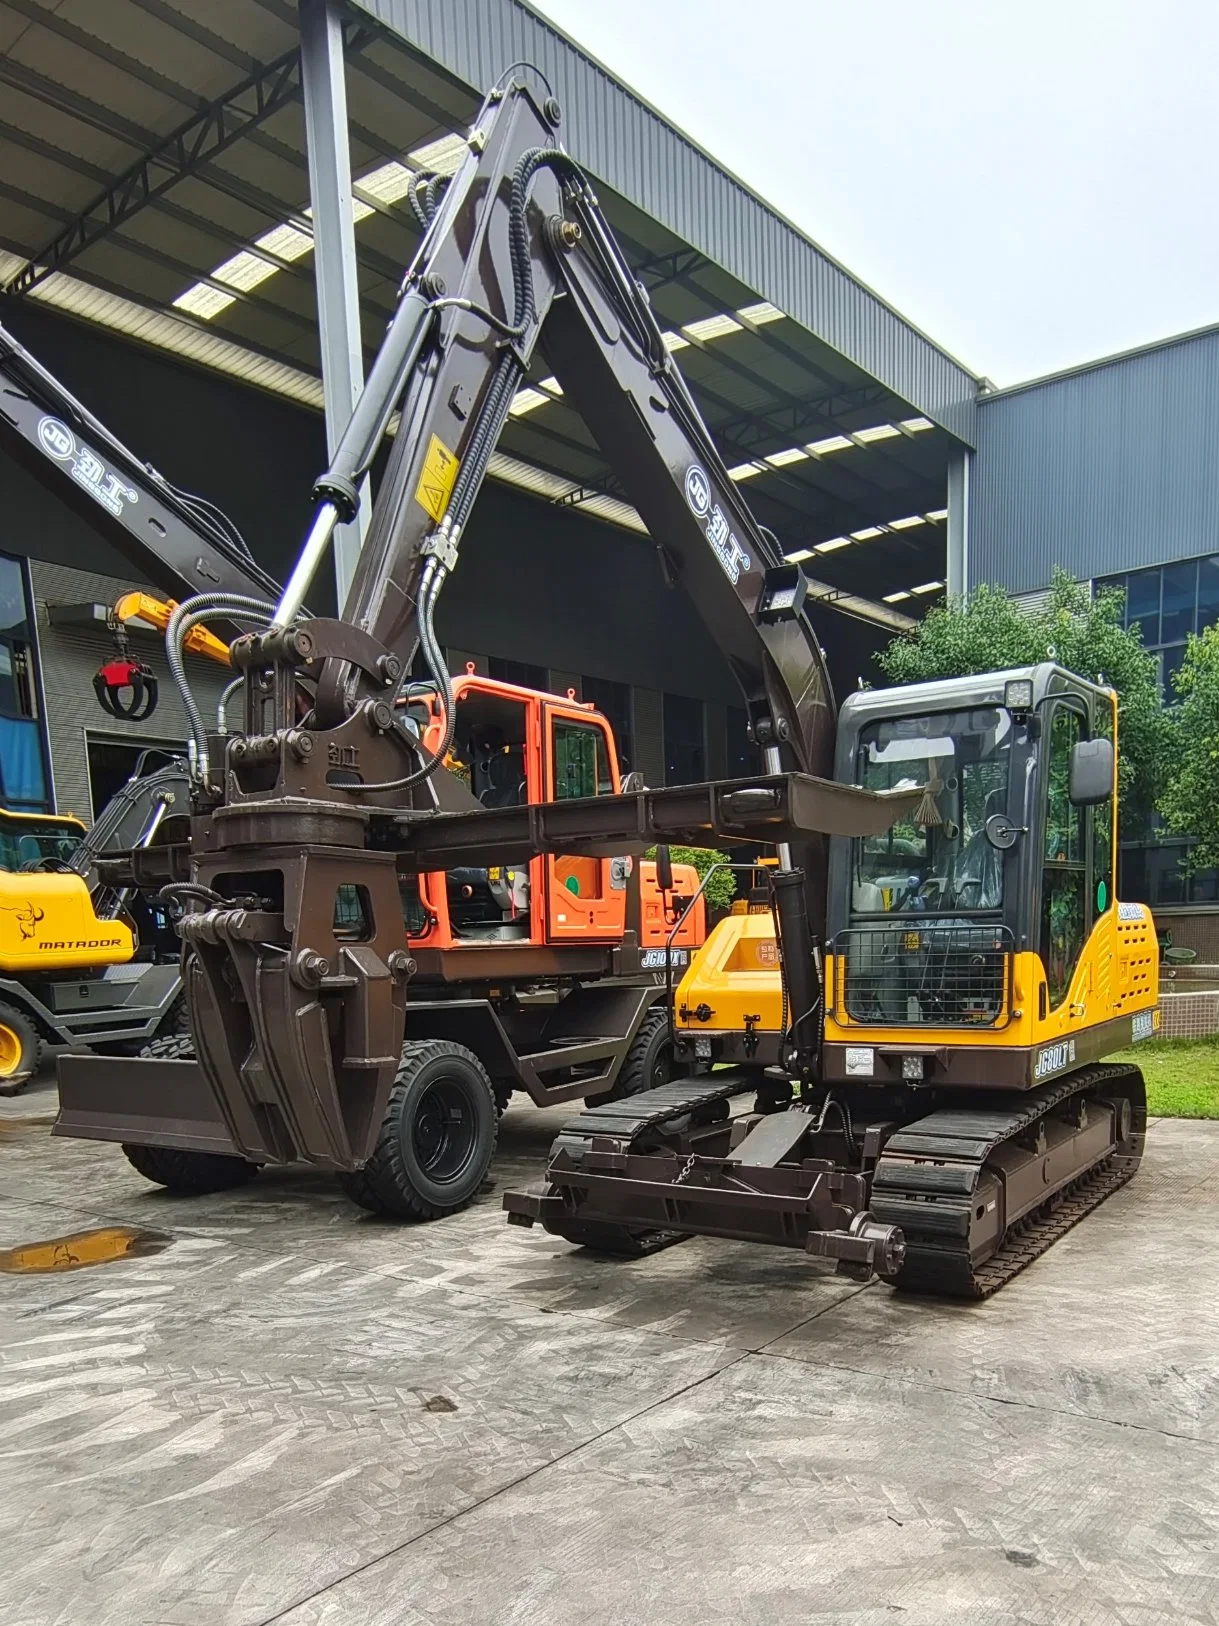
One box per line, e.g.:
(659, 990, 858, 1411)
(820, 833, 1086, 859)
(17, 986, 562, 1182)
(414, 434, 460, 521)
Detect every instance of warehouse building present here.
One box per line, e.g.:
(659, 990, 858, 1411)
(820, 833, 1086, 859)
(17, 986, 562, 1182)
(0, 0, 1215, 937)
(970, 324, 1219, 949)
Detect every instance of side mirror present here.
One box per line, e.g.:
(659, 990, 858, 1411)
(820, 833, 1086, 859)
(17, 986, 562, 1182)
(655, 843, 674, 893)
(620, 770, 647, 792)
(985, 812, 1023, 851)
(1069, 736, 1114, 807)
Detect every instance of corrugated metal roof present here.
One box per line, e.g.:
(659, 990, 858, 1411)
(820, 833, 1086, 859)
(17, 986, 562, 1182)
(0, 0, 954, 607)
(971, 325, 1219, 594)
(980, 319, 1219, 402)
(349, 0, 979, 445)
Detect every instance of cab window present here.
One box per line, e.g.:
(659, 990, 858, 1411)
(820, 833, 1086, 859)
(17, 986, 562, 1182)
(853, 707, 1011, 916)
(1039, 706, 1088, 1007)
(553, 720, 613, 799)
(1093, 702, 1115, 914)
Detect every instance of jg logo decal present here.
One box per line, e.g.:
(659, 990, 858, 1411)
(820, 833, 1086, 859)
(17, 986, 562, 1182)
(37, 416, 138, 519)
(1034, 1037, 1076, 1080)
(683, 463, 751, 585)
(684, 464, 711, 517)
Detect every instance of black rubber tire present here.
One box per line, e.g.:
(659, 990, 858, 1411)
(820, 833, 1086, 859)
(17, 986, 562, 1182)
(339, 1039, 498, 1220)
(139, 1028, 195, 1063)
(102, 987, 192, 1057)
(584, 1006, 674, 1107)
(157, 990, 191, 1039)
(121, 1141, 258, 1194)
(0, 1001, 43, 1096)
(493, 1079, 514, 1118)
(119, 1024, 258, 1193)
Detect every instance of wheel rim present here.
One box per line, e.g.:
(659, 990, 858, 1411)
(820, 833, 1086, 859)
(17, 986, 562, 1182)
(0, 1024, 23, 1077)
(412, 1076, 479, 1185)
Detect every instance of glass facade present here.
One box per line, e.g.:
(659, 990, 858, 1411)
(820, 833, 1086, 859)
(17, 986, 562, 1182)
(487, 656, 549, 693)
(580, 675, 633, 774)
(663, 692, 705, 785)
(0, 554, 48, 812)
(1099, 553, 1219, 696)
(1097, 551, 1219, 908)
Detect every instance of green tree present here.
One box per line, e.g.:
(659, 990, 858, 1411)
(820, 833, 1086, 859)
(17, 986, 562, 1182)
(1158, 624, 1219, 871)
(876, 566, 1170, 820)
(646, 845, 736, 911)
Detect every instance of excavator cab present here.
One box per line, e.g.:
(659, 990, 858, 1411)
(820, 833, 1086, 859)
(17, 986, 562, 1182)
(403, 671, 705, 952)
(0, 808, 86, 872)
(821, 662, 1158, 1087)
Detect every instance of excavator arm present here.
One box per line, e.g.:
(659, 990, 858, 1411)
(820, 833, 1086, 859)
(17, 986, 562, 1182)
(126, 74, 914, 1173)
(264, 82, 832, 785)
(0, 320, 280, 609)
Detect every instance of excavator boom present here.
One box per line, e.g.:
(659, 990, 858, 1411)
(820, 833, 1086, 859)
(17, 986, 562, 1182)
(0, 319, 279, 610)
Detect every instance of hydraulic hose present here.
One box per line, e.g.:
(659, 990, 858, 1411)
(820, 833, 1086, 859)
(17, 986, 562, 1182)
(216, 676, 244, 733)
(444, 145, 588, 537)
(351, 559, 459, 794)
(165, 592, 278, 776)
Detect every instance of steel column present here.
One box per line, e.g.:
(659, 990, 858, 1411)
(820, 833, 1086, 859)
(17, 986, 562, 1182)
(299, 0, 369, 608)
(946, 450, 971, 598)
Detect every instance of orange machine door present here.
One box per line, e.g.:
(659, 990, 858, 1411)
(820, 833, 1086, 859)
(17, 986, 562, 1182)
(543, 704, 626, 942)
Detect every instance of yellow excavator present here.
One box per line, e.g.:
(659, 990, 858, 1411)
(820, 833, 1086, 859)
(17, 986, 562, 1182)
(0, 754, 196, 1092)
(626, 665, 1158, 1292)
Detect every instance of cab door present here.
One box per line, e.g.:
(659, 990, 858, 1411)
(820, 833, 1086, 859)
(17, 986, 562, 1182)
(542, 703, 626, 942)
(1037, 700, 1094, 1013)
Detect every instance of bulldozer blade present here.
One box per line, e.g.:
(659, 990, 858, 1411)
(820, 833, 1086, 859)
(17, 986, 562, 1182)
(54, 1054, 242, 1157)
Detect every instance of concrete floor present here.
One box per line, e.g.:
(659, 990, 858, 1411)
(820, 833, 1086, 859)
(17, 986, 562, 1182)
(2, 1072, 1219, 1626)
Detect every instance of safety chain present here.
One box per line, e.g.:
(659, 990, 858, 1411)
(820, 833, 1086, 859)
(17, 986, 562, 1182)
(672, 1151, 698, 1186)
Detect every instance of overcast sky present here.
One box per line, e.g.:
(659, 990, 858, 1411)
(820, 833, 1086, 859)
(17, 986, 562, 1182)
(529, 0, 1219, 385)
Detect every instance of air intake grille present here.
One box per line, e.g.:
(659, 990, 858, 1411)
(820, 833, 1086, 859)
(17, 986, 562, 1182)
(834, 924, 1013, 1028)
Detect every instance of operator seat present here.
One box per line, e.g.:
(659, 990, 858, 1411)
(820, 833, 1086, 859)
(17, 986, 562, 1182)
(449, 732, 530, 935)
(950, 788, 1005, 910)
(475, 747, 526, 808)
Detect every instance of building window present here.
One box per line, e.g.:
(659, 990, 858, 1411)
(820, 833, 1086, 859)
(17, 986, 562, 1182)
(1098, 551, 1219, 697)
(0, 555, 48, 812)
(488, 656, 548, 693)
(1100, 551, 1219, 911)
(1121, 840, 1219, 909)
(581, 675, 633, 773)
(663, 693, 705, 785)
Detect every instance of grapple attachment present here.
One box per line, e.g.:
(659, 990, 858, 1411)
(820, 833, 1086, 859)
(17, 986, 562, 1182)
(180, 839, 413, 1170)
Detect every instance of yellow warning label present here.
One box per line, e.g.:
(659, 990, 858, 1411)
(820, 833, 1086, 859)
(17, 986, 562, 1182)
(414, 434, 460, 522)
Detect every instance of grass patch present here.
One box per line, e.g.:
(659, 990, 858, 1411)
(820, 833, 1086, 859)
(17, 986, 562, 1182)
(1108, 1036, 1219, 1119)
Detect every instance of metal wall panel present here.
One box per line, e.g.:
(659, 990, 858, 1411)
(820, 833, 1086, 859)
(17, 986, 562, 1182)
(29, 560, 229, 821)
(350, 0, 978, 443)
(971, 327, 1219, 594)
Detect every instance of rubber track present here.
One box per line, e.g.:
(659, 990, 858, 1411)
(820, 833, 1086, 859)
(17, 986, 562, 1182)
(873, 1063, 1146, 1299)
